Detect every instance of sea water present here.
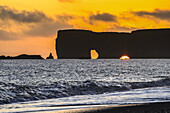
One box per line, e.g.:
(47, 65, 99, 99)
(0, 59, 170, 112)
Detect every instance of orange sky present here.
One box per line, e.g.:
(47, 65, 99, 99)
(0, 0, 170, 58)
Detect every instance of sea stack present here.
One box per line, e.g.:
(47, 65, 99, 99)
(46, 53, 54, 59)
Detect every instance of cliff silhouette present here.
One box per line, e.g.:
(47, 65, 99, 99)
(0, 54, 44, 59)
(56, 28, 170, 59)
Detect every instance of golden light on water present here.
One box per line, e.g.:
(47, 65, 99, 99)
(120, 55, 130, 60)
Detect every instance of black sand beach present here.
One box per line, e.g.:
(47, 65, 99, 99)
(58, 102, 170, 113)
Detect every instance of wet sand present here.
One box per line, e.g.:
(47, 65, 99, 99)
(57, 102, 170, 113)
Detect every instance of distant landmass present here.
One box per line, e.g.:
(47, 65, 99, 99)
(0, 54, 44, 59)
(56, 28, 170, 59)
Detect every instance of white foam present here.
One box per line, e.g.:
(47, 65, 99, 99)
(0, 86, 170, 113)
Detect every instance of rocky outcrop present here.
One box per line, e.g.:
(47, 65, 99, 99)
(0, 54, 44, 59)
(56, 29, 170, 59)
(46, 53, 54, 59)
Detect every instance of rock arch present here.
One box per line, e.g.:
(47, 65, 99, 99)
(56, 30, 129, 59)
(56, 29, 170, 59)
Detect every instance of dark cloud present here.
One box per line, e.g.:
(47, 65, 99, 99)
(0, 19, 73, 40)
(134, 9, 170, 21)
(89, 13, 117, 22)
(0, 20, 73, 40)
(0, 6, 52, 23)
(0, 6, 74, 40)
(0, 29, 18, 41)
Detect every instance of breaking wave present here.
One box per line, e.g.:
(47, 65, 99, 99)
(1, 59, 170, 104)
(0, 77, 170, 104)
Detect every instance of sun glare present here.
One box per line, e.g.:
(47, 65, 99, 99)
(120, 55, 130, 60)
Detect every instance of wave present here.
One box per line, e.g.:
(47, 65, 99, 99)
(0, 77, 170, 105)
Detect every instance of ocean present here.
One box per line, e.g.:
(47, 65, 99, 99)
(0, 59, 170, 112)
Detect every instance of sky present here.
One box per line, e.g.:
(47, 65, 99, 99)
(0, 0, 170, 59)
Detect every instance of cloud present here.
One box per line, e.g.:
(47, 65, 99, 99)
(25, 14, 74, 37)
(58, 0, 78, 3)
(89, 13, 117, 22)
(0, 19, 73, 40)
(110, 25, 137, 32)
(26, 20, 73, 37)
(0, 6, 74, 40)
(0, 29, 18, 41)
(0, 6, 52, 23)
(102, 23, 138, 32)
(134, 9, 170, 21)
(56, 14, 74, 21)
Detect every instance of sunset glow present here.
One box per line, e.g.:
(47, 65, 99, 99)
(91, 50, 99, 59)
(0, 0, 170, 58)
(120, 55, 130, 60)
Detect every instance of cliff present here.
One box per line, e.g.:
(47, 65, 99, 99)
(56, 29, 170, 59)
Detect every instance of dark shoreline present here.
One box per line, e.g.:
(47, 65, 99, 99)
(60, 102, 170, 113)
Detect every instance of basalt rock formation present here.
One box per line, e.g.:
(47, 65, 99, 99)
(0, 54, 44, 59)
(46, 53, 54, 59)
(56, 29, 170, 59)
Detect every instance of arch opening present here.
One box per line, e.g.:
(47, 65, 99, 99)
(90, 50, 99, 59)
(120, 55, 130, 60)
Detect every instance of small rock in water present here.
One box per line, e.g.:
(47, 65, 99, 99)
(46, 53, 54, 59)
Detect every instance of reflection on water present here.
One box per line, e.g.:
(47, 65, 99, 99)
(0, 59, 170, 112)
